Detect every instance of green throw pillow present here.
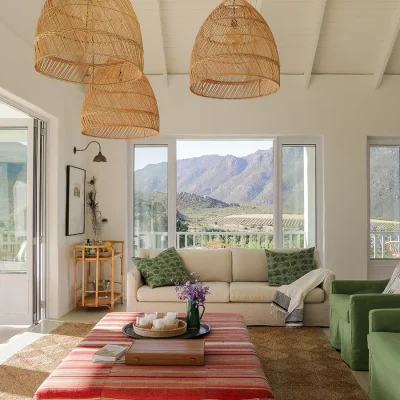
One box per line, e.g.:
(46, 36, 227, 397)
(266, 248, 315, 287)
(133, 247, 189, 289)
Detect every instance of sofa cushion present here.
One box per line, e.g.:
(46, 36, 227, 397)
(231, 248, 322, 283)
(137, 282, 230, 303)
(266, 247, 315, 286)
(230, 282, 325, 303)
(139, 248, 232, 282)
(368, 332, 400, 375)
(330, 294, 351, 322)
(133, 247, 189, 289)
(232, 248, 268, 282)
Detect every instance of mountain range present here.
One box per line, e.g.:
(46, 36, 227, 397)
(134, 148, 304, 213)
(134, 147, 399, 220)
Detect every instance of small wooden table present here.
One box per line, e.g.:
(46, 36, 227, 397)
(33, 313, 274, 400)
(73, 241, 124, 311)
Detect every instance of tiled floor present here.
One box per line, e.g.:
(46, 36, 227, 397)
(0, 325, 30, 345)
(0, 306, 368, 395)
(60, 303, 126, 323)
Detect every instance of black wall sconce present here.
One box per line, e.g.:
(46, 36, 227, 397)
(73, 141, 107, 162)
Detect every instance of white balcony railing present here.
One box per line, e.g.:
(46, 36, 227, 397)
(134, 231, 306, 253)
(370, 231, 400, 258)
(132, 230, 400, 258)
(0, 232, 26, 262)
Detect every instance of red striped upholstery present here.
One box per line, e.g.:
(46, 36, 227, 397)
(34, 312, 273, 400)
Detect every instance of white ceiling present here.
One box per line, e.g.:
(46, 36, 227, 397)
(1, 0, 400, 88)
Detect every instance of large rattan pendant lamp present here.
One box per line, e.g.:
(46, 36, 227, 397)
(81, 74, 160, 139)
(190, 0, 280, 99)
(34, 0, 144, 85)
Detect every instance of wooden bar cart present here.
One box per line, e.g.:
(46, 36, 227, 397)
(73, 241, 124, 311)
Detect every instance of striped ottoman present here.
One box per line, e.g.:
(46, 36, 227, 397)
(34, 312, 274, 399)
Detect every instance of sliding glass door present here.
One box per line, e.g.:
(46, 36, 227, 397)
(282, 145, 316, 248)
(132, 138, 321, 256)
(369, 142, 400, 259)
(134, 146, 169, 254)
(0, 118, 46, 325)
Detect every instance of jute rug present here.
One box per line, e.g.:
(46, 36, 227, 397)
(0, 323, 95, 400)
(249, 327, 368, 400)
(0, 323, 367, 400)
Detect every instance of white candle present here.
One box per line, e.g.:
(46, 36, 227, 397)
(138, 317, 149, 326)
(146, 313, 157, 322)
(166, 312, 178, 319)
(152, 319, 165, 329)
(164, 316, 176, 326)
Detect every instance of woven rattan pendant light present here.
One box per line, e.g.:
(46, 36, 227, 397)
(34, 0, 143, 85)
(81, 74, 159, 139)
(190, 0, 280, 99)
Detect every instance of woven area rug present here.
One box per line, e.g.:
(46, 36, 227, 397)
(0, 323, 367, 400)
(249, 327, 368, 400)
(0, 323, 94, 400)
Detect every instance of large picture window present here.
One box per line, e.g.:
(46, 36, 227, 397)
(369, 140, 400, 260)
(176, 140, 274, 250)
(132, 138, 321, 256)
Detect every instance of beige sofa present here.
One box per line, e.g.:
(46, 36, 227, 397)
(127, 248, 335, 326)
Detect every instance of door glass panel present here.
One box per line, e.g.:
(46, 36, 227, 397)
(282, 145, 316, 248)
(0, 129, 28, 273)
(369, 146, 400, 259)
(175, 140, 274, 249)
(134, 146, 168, 255)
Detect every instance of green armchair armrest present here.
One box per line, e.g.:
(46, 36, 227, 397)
(346, 294, 400, 369)
(331, 279, 389, 295)
(369, 308, 400, 333)
(351, 294, 400, 340)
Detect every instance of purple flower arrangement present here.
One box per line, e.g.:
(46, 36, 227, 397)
(175, 272, 210, 307)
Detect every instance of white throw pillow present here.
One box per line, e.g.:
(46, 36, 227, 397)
(383, 264, 400, 294)
(386, 277, 400, 294)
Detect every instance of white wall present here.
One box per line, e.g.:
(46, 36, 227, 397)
(0, 19, 88, 319)
(0, 102, 29, 118)
(88, 74, 400, 285)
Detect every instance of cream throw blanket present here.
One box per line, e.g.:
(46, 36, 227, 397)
(271, 268, 333, 327)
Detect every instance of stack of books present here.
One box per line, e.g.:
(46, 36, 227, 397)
(92, 344, 128, 364)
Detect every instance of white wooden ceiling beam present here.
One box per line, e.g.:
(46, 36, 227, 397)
(372, 1, 400, 90)
(249, 0, 262, 12)
(304, 0, 328, 88)
(155, 0, 169, 87)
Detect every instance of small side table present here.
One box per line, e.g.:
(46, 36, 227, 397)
(73, 241, 124, 311)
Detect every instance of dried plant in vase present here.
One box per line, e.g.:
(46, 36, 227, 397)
(87, 177, 108, 243)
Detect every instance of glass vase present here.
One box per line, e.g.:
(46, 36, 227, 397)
(186, 300, 205, 330)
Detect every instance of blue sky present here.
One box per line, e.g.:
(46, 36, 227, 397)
(134, 140, 273, 171)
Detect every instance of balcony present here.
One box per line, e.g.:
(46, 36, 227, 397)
(370, 231, 400, 258)
(134, 231, 306, 253)
(0, 232, 27, 273)
(133, 230, 400, 258)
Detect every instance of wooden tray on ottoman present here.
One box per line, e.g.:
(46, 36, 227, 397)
(125, 339, 205, 366)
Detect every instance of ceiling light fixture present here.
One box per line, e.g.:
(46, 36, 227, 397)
(34, 0, 144, 85)
(190, 0, 280, 99)
(81, 74, 160, 139)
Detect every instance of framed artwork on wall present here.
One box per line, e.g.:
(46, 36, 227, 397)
(66, 165, 86, 236)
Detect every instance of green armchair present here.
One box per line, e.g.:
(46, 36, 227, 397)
(368, 309, 400, 400)
(329, 279, 400, 370)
